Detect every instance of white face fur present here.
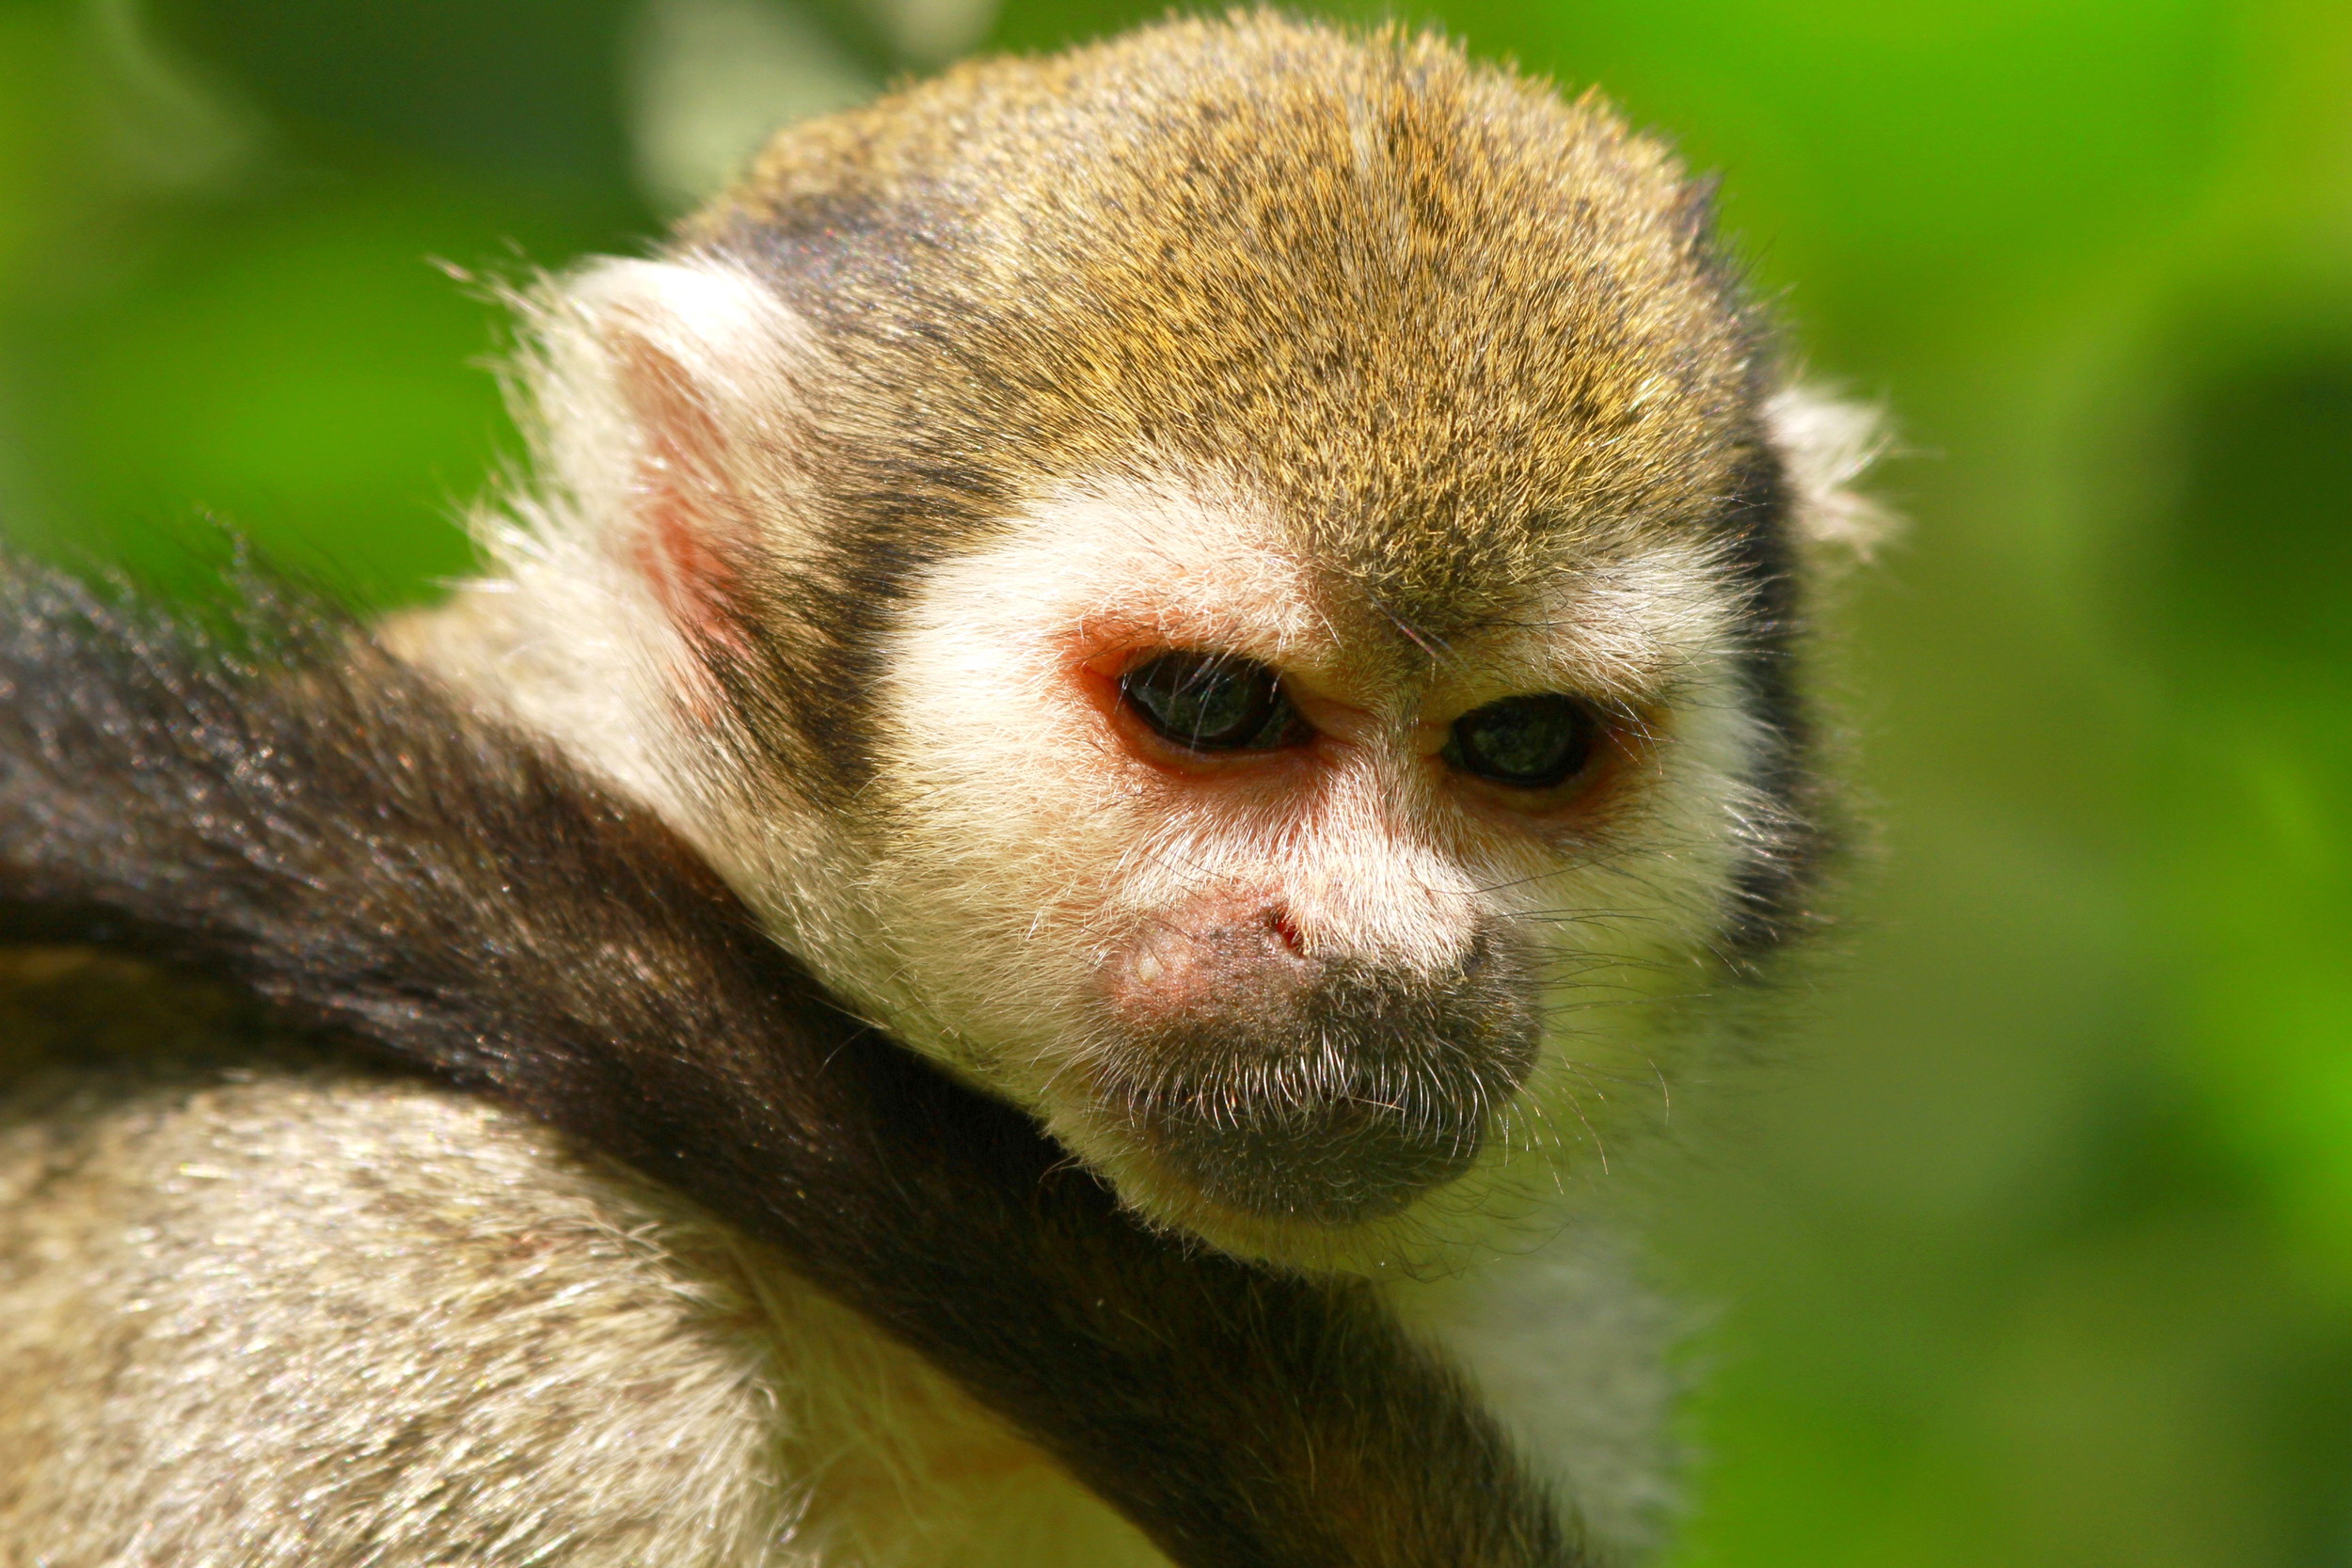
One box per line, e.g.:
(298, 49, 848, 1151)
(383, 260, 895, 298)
(434, 259, 1875, 1275)
(853, 479, 1770, 1267)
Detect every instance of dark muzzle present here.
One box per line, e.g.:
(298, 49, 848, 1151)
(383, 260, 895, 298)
(1103, 944, 1538, 1226)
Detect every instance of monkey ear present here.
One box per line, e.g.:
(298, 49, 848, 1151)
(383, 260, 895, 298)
(1764, 384, 1897, 569)
(536, 258, 818, 653)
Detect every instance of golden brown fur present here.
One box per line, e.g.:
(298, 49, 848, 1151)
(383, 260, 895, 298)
(694, 15, 1763, 630)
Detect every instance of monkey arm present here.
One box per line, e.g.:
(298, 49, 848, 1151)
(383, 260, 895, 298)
(0, 562, 1585, 1568)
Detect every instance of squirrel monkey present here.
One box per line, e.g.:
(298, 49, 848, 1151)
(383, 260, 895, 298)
(0, 15, 1879, 1566)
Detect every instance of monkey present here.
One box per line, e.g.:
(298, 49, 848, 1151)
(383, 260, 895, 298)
(0, 14, 1882, 1566)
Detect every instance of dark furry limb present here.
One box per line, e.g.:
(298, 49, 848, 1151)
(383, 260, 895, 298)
(0, 562, 1582, 1568)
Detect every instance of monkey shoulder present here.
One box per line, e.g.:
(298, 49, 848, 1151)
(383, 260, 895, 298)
(0, 944, 792, 1562)
(0, 948, 1148, 1568)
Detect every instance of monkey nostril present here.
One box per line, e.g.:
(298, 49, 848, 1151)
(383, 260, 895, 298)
(1264, 907, 1305, 956)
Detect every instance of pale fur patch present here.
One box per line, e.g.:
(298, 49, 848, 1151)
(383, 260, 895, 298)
(0, 1057, 1166, 1568)
(1765, 384, 1897, 564)
(0, 1069, 793, 1563)
(1389, 1221, 1690, 1561)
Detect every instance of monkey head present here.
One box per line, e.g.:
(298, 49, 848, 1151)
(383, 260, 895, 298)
(433, 17, 1877, 1270)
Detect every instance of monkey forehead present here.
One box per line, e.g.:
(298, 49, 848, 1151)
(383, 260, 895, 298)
(690, 15, 1772, 626)
(900, 471, 1746, 711)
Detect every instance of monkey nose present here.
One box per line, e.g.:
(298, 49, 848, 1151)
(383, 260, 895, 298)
(1108, 900, 1311, 1022)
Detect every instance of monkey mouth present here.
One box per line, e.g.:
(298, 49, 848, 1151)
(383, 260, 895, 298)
(1125, 1085, 1491, 1226)
(1095, 957, 1539, 1227)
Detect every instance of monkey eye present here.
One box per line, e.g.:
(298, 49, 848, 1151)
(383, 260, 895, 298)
(1444, 695, 1597, 790)
(1119, 651, 1310, 752)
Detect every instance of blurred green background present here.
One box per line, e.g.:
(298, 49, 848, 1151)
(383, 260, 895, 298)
(1, 0, 2347, 1560)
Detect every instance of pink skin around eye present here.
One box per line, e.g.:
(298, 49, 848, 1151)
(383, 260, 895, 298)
(1069, 640, 1410, 784)
(1067, 634, 1648, 831)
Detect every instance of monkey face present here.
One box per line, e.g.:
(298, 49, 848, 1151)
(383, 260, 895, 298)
(461, 27, 1868, 1265)
(835, 474, 1785, 1268)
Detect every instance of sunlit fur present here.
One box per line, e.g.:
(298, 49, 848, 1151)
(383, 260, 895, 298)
(193, 14, 1881, 1563)
(0, 954, 1162, 1568)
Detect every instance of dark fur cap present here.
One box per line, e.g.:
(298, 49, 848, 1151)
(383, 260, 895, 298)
(690, 13, 1770, 628)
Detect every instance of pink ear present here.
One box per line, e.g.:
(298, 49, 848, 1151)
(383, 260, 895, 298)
(610, 328, 755, 656)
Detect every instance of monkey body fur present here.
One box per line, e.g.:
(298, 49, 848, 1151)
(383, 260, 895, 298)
(0, 17, 1878, 1565)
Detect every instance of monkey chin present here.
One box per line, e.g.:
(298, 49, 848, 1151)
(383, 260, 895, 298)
(1034, 1055, 1550, 1277)
(1049, 1105, 1540, 1277)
